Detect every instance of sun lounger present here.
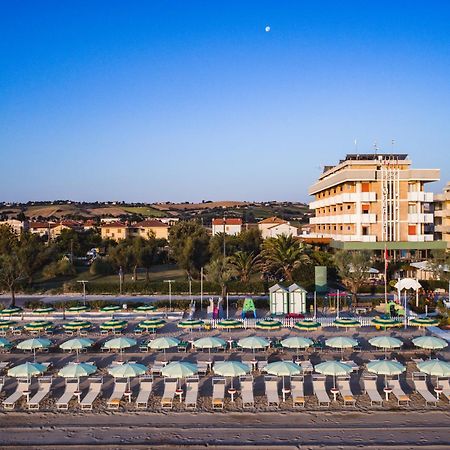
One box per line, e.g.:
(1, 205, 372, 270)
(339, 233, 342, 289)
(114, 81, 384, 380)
(257, 360, 268, 372)
(363, 374, 383, 406)
(312, 374, 330, 407)
(161, 378, 177, 409)
(341, 360, 359, 372)
(135, 375, 153, 409)
(0, 377, 4, 395)
(3, 379, 30, 410)
(264, 375, 279, 406)
(151, 362, 167, 377)
(107, 379, 128, 409)
(185, 376, 199, 409)
(412, 372, 438, 406)
(212, 377, 225, 410)
(197, 361, 209, 376)
(291, 375, 305, 407)
(389, 378, 410, 406)
(80, 377, 103, 411)
(240, 375, 254, 408)
(298, 360, 313, 373)
(56, 379, 79, 410)
(439, 378, 450, 401)
(28, 377, 52, 410)
(0, 361, 10, 371)
(337, 376, 356, 407)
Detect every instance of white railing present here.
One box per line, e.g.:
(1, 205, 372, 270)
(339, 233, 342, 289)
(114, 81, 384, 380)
(407, 191, 434, 202)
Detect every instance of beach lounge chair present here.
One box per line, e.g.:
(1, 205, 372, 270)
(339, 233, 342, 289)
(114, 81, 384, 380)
(240, 375, 254, 408)
(197, 361, 209, 376)
(151, 361, 167, 377)
(390, 378, 410, 406)
(107, 379, 128, 410)
(212, 377, 225, 410)
(257, 360, 268, 372)
(291, 375, 305, 408)
(341, 360, 359, 373)
(0, 377, 4, 395)
(135, 375, 153, 409)
(412, 372, 438, 406)
(28, 376, 52, 410)
(161, 377, 177, 409)
(363, 374, 383, 406)
(3, 379, 30, 410)
(264, 375, 279, 406)
(80, 377, 103, 411)
(439, 378, 450, 401)
(298, 360, 313, 374)
(312, 374, 330, 407)
(185, 376, 199, 409)
(56, 378, 79, 410)
(337, 375, 356, 407)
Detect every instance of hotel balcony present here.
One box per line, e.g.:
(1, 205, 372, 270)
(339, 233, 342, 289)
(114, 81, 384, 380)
(407, 234, 434, 242)
(435, 224, 450, 233)
(408, 213, 434, 223)
(309, 192, 376, 209)
(407, 191, 434, 202)
(310, 214, 377, 225)
(434, 209, 450, 218)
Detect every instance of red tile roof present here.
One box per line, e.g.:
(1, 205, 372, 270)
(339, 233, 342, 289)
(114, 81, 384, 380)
(135, 220, 169, 228)
(101, 222, 127, 228)
(29, 222, 55, 229)
(258, 216, 287, 225)
(212, 218, 242, 226)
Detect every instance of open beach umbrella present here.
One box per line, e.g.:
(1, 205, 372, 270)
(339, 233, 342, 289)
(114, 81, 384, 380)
(138, 318, 166, 333)
(213, 360, 250, 389)
(325, 336, 358, 358)
(177, 319, 204, 330)
(334, 318, 361, 331)
(294, 320, 321, 331)
(369, 336, 403, 357)
(0, 337, 12, 349)
(412, 336, 448, 357)
(264, 361, 302, 400)
(409, 317, 439, 333)
(367, 359, 406, 389)
(101, 305, 122, 318)
(0, 319, 16, 330)
(216, 319, 243, 330)
(60, 337, 94, 362)
(372, 316, 401, 330)
(109, 362, 147, 390)
(281, 336, 313, 357)
(255, 318, 283, 330)
(314, 360, 352, 389)
(63, 320, 92, 332)
(17, 337, 52, 362)
(0, 306, 22, 316)
(148, 336, 180, 360)
(100, 319, 128, 331)
(59, 362, 97, 378)
(8, 361, 47, 381)
(24, 320, 54, 332)
(193, 336, 226, 353)
(161, 361, 198, 387)
(67, 305, 91, 313)
(134, 304, 157, 317)
(238, 336, 270, 353)
(104, 336, 136, 361)
(417, 359, 450, 382)
(33, 306, 56, 315)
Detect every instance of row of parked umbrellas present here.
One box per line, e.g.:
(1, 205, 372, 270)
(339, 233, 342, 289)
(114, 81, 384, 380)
(0, 305, 158, 315)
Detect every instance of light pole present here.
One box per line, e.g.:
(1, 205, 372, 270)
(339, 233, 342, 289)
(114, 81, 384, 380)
(77, 280, 89, 306)
(118, 266, 123, 295)
(200, 267, 204, 311)
(164, 280, 175, 313)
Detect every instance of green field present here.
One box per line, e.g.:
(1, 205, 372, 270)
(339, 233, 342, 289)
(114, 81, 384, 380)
(122, 206, 166, 217)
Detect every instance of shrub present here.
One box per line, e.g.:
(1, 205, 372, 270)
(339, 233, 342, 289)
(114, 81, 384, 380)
(90, 258, 115, 276)
(42, 260, 76, 280)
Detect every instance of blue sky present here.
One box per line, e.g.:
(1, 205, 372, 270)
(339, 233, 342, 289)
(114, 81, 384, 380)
(1, 1, 449, 203)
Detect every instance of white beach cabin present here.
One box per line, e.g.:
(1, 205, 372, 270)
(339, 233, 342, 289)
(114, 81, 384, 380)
(288, 283, 307, 314)
(269, 284, 289, 315)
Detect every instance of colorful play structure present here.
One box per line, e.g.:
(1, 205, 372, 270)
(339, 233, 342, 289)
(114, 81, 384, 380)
(241, 298, 256, 319)
(207, 297, 224, 320)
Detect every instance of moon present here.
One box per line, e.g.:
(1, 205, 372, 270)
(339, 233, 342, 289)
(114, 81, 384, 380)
(265, 25, 271, 32)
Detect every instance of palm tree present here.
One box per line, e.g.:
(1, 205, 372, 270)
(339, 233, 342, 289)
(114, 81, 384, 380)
(334, 250, 372, 306)
(261, 235, 310, 282)
(229, 251, 261, 283)
(205, 257, 233, 299)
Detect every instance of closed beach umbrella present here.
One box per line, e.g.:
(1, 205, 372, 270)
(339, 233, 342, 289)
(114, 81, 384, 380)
(100, 319, 128, 331)
(59, 362, 97, 378)
(315, 360, 352, 388)
(104, 336, 136, 361)
(213, 360, 250, 389)
(417, 359, 450, 379)
(138, 318, 166, 333)
(33, 306, 56, 315)
(148, 336, 180, 360)
(63, 320, 92, 331)
(281, 336, 313, 357)
(60, 337, 94, 362)
(193, 336, 226, 353)
(0, 306, 22, 316)
(264, 360, 302, 399)
(372, 316, 400, 329)
(0, 319, 16, 330)
(334, 318, 361, 331)
(161, 361, 198, 379)
(294, 320, 321, 331)
(67, 305, 91, 313)
(369, 336, 403, 357)
(255, 318, 283, 330)
(24, 320, 54, 332)
(216, 319, 243, 330)
(8, 361, 47, 381)
(17, 337, 52, 362)
(412, 336, 448, 357)
(238, 336, 270, 353)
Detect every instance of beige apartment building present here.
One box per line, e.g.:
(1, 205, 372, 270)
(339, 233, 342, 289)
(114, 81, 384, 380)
(100, 222, 130, 241)
(434, 182, 450, 248)
(308, 154, 445, 253)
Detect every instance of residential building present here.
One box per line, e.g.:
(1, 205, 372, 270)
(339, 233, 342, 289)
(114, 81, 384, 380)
(211, 218, 242, 236)
(100, 222, 129, 241)
(0, 219, 29, 235)
(29, 222, 55, 238)
(308, 153, 445, 255)
(434, 182, 450, 248)
(258, 217, 298, 239)
(51, 220, 83, 238)
(132, 219, 170, 240)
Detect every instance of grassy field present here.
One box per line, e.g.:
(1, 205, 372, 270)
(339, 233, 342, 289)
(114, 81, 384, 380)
(122, 206, 165, 217)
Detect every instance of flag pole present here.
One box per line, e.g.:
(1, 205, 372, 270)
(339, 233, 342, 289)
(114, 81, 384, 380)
(384, 245, 388, 307)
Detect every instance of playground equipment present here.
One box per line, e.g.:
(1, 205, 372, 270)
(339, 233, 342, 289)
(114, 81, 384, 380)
(188, 299, 196, 320)
(385, 301, 405, 318)
(241, 298, 256, 319)
(207, 297, 223, 320)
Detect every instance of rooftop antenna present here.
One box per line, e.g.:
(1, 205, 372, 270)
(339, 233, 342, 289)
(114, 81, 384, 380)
(373, 141, 379, 155)
(354, 138, 358, 153)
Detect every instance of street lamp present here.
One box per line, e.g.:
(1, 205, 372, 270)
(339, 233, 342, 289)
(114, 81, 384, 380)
(77, 280, 89, 306)
(164, 280, 175, 313)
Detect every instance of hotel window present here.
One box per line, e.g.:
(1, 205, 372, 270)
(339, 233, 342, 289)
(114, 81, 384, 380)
(340, 226, 343, 231)
(408, 203, 417, 214)
(106, 229, 110, 233)
(347, 205, 351, 210)
(347, 226, 351, 231)
(333, 226, 337, 230)
(362, 204, 370, 214)
(362, 226, 369, 236)
(333, 207, 336, 212)
(118, 229, 122, 234)
(340, 206, 343, 211)
(408, 225, 417, 235)
(361, 182, 370, 192)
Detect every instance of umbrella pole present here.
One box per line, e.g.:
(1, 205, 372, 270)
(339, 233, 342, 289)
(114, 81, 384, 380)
(76, 349, 79, 363)
(33, 348, 36, 363)
(282, 376, 286, 402)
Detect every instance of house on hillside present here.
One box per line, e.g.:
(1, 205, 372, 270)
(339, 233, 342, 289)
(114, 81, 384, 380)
(29, 222, 55, 238)
(0, 219, 29, 235)
(132, 219, 170, 240)
(100, 222, 129, 241)
(258, 217, 298, 239)
(212, 218, 242, 236)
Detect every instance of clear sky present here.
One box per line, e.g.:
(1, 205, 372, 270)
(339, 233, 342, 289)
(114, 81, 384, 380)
(1, 1, 449, 203)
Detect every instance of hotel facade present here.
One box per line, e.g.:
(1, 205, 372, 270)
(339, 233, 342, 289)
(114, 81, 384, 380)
(434, 182, 450, 248)
(308, 154, 446, 253)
